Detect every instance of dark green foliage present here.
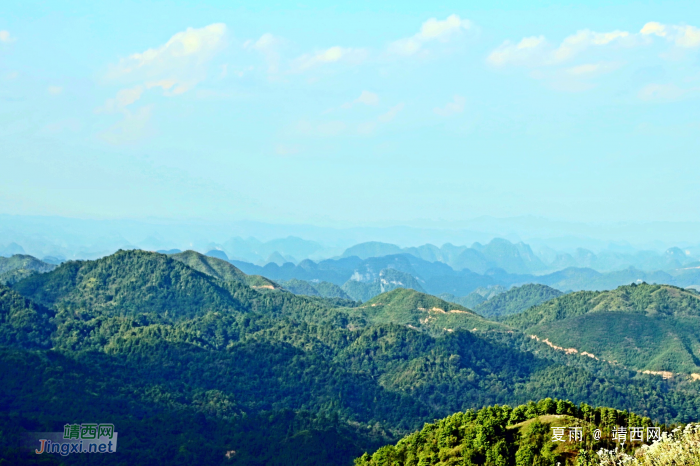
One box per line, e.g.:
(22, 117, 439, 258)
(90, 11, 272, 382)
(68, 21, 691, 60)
(0, 255, 56, 286)
(4, 252, 700, 465)
(343, 288, 502, 333)
(354, 399, 658, 466)
(0, 284, 54, 349)
(505, 283, 700, 373)
(282, 277, 321, 296)
(474, 284, 563, 318)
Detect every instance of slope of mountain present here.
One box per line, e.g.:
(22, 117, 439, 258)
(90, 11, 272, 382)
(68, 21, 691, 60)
(12, 249, 247, 319)
(5, 251, 700, 465)
(0, 283, 54, 349)
(281, 278, 321, 296)
(343, 288, 502, 333)
(355, 400, 657, 466)
(171, 249, 280, 289)
(474, 284, 563, 318)
(0, 254, 56, 285)
(505, 283, 700, 373)
(342, 268, 426, 302)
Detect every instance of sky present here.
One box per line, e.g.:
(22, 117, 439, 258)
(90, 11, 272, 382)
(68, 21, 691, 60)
(1, 0, 699, 229)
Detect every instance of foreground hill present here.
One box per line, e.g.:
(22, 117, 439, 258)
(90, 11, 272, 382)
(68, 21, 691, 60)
(355, 399, 659, 466)
(4, 252, 700, 465)
(506, 283, 700, 374)
(473, 284, 563, 318)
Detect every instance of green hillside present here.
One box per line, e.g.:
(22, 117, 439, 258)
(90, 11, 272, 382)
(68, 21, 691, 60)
(355, 399, 658, 466)
(505, 283, 700, 374)
(281, 278, 353, 300)
(345, 288, 508, 333)
(474, 284, 563, 318)
(5, 253, 700, 465)
(171, 249, 280, 289)
(12, 249, 247, 319)
(0, 254, 56, 286)
(0, 283, 53, 349)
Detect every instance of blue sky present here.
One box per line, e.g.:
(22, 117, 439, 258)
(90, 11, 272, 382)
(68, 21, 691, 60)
(1, 0, 699, 228)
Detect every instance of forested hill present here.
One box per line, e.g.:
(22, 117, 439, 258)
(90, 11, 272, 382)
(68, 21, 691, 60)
(3, 251, 700, 465)
(354, 399, 660, 466)
(473, 283, 563, 318)
(0, 254, 55, 286)
(343, 288, 503, 333)
(171, 249, 281, 289)
(505, 283, 700, 374)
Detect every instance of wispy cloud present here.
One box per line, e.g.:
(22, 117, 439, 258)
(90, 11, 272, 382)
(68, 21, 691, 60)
(97, 24, 227, 142)
(389, 14, 472, 56)
(341, 91, 379, 109)
(244, 33, 285, 73)
(0, 30, 15, 43)
(434, 95, 465, 116)
(48, 86, 63, 95)
(488, 29, 631, 67)
(291, 46, 367, 72)
(641, 22, 700, 48)
(105, 23, 227, 97)
(359, 103, 404, 134)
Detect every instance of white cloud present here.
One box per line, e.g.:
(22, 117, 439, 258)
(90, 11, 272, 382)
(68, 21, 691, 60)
(552, 30, 630, 62)
(389, 14, 472, 56)
(292, 46, 367, 71)
(111, 23, 226, 76)
(98, 23, 226, 136)
(641, 22, 700, 48)
(487, 36, 547, 66)
(341, 90, 379, 109)
(0, 30, 15, 43)
(490, 21, 700, 69)
(434, 95, 465, 116)
(565, 62, 620, 76)
(244, 33, 284, 72)
(105, 23, 226, 101)
(489, 29, 631, 67)
(48, 86, 63, 95)
(98, 85, 145, 113)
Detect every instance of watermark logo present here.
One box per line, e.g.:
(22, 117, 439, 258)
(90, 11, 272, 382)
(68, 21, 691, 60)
(23, 423, 118, 456)
(552, 426, 660, 445)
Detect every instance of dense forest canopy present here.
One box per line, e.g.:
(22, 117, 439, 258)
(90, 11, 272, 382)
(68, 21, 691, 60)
(2, 250, 700, 465)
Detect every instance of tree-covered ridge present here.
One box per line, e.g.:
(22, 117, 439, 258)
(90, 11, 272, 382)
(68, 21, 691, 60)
(171, 249, 281, 289)
(354, 399, 660, 466)
(343, 288, 503, 333)
(0, 254, 56, 286)
(281, 278, 354, 300)
(5, 252, 700, 465)
(504, 283, 700, 374)
(473, 284, 563, 318)
(0, 283, 53, 349)
(0, 254, 55, 275)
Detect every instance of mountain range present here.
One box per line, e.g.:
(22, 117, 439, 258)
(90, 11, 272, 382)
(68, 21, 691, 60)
(3, 249, 700, 465)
